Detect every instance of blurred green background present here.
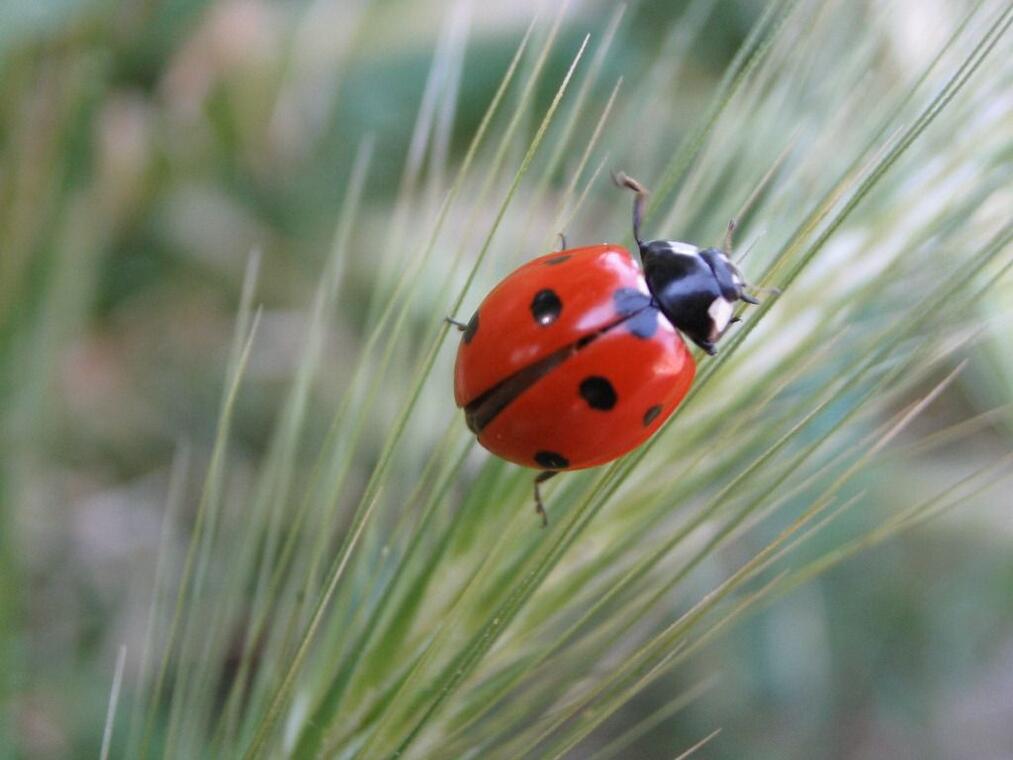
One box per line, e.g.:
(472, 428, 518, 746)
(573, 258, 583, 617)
(1, 0, 1011, 757)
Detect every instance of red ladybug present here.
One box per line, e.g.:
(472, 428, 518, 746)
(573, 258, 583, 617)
(451, 174, 764, 524)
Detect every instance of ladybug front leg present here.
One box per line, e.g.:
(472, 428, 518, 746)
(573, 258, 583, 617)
(533, 470, 558, 528)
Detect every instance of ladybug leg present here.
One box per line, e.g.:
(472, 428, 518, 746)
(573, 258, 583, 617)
(739, 285, 781, 305)
(612, 171, 649, 250)
(726, 250, 782, 306)
(746, 284, 781, 298)
(534, 471, 558, 527)
(445, 317, 468, 331)
(557, 231, 568, 250)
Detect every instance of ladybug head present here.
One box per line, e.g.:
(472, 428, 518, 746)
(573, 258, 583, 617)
(613, 172, 768, 355)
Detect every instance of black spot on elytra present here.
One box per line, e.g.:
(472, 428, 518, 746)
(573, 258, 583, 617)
(531, 289, 562, 326)
(535, 450, 569, 469)
(643, 404, 662, 426)
(580, 376, 617, 410)
(545, 254, 571, 265)
(463, 312, 479, 344)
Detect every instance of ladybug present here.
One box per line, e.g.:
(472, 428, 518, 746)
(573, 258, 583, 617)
(450, 173, 767, 525)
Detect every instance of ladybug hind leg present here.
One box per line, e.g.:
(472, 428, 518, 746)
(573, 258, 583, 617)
(533, 471, 558, 528)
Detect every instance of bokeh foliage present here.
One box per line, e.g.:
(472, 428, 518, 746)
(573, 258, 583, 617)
(0, 0, 1010, 758)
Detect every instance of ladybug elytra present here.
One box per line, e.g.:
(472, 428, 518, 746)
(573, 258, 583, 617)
(451, 174, 767, 525)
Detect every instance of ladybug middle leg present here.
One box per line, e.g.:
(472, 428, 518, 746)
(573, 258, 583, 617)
(533, 470, 558, 528)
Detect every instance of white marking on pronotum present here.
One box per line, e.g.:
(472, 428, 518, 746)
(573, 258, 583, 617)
(664, 240, 701, 257)
(708, 297, 734, 338)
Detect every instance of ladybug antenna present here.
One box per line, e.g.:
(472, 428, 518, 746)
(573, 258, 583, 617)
(724, 218, 736, 254)
(612, 171, 648, 250)
(722, 221, 783, 300)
